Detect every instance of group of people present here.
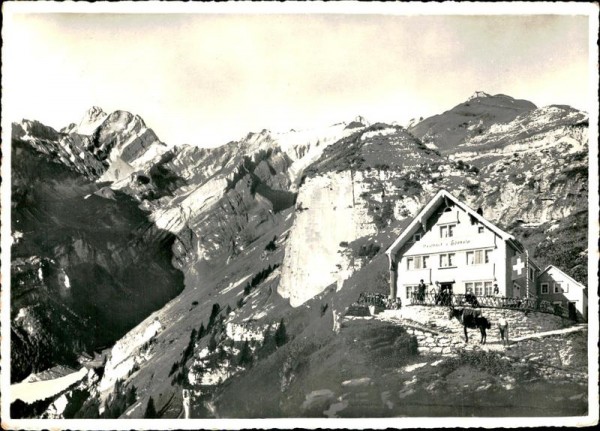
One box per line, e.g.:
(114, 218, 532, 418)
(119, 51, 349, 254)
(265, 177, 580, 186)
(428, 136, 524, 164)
(413, 280, 507, 306)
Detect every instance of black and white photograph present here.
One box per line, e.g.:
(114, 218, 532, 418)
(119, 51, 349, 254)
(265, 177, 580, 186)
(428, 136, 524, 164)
(1, 2, 598, 429)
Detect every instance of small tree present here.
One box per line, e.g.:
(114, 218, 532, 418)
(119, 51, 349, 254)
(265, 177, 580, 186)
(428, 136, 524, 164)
(183, 329, 197, 362)
(126, 385, 137, 406)
(208, 334, 217, 352)
(198, 323, 206, 339)
(238, 340, 252, 366)
(144, 396, 157, 418)
(274, 319, 287, 347)
(218, 345, 227, 361)
(208, 303, 221, 329)
(265, 236, 277, 251)
(259, 325, 276, 358)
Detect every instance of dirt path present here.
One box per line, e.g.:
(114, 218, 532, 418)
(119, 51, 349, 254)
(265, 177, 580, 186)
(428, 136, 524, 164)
(510, 324, 587, 342)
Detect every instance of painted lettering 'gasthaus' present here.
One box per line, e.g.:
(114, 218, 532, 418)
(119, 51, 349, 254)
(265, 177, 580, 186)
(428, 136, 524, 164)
(385, 190, 539, 302)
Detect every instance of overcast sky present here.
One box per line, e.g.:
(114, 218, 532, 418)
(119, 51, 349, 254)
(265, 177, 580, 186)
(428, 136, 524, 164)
(3, 10, 593, 147)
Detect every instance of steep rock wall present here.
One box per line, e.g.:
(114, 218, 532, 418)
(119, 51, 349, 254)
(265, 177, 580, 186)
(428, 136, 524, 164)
(278, 171, 376, 306)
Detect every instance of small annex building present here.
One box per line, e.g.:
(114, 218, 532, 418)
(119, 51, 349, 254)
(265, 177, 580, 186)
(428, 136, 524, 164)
(385, 190, 540, 302)
(538, 265, 588, 321)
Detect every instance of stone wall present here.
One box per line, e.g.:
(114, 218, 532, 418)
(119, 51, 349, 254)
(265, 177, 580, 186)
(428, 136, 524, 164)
(378, 305, 575, 356)
(479, 307, 573, 338)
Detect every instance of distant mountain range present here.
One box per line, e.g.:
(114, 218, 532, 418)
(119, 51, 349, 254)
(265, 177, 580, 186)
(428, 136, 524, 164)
(10, 91, 589, 417)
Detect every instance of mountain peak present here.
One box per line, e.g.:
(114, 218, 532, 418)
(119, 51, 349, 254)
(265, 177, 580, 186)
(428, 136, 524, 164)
(85, 106, 105, 118)
(353, 115, 370, 126)
(344, 115, 370, 130)
(466, 91, 492, 101)
(75, 106, 109, 135)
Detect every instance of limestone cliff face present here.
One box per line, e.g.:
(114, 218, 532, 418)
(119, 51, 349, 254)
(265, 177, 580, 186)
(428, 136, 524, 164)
(278, 171, 373, 306)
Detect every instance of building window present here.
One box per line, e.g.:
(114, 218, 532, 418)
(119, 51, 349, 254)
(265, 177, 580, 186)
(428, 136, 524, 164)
(474, 250, 484, 264)
(466, 249, 491, 265)
(474, 281, 483, 296)
(484, 281, 493, 295)
(478, 226, 485, 234)
(541, 283, 549, 294)
(529, 268, 535, 280)
(440, 224, 456, 238)
(466, 281, 493, 295)
(406, 285, 418, 299)
(414, 233, 422, 242)
(408, 256, 429, 270)
(554, 282, 567, 293)
(440, 253, 455, 268)
(485, 249, 492, 263)
(466, 251, 474, 265)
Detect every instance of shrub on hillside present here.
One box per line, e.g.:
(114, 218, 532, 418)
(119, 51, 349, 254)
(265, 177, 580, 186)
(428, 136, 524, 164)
(357, 242, 381, 259)
(243, 264, 280, 296)
(237, 340, 253, 367)
(101, 379, 138, 418)
(372, 200, 394, 230)
(208, 303, 221, 329)
(264, 236, 277, 251)
(198, 323, 206, 339)
(275, 319, 288, 347)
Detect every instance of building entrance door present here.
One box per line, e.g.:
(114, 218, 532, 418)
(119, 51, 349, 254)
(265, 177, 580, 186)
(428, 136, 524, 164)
(439, 282, 454, 306)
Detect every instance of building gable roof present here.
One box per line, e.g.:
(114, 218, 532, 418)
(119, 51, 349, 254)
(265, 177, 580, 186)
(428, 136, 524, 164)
(385, 189, 516, 258)
(540, 265, 587, 292)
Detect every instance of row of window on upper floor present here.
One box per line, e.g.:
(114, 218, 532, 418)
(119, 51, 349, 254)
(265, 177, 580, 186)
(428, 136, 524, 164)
(406, 249, 493, 270)
(413, 222, 485, 242)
